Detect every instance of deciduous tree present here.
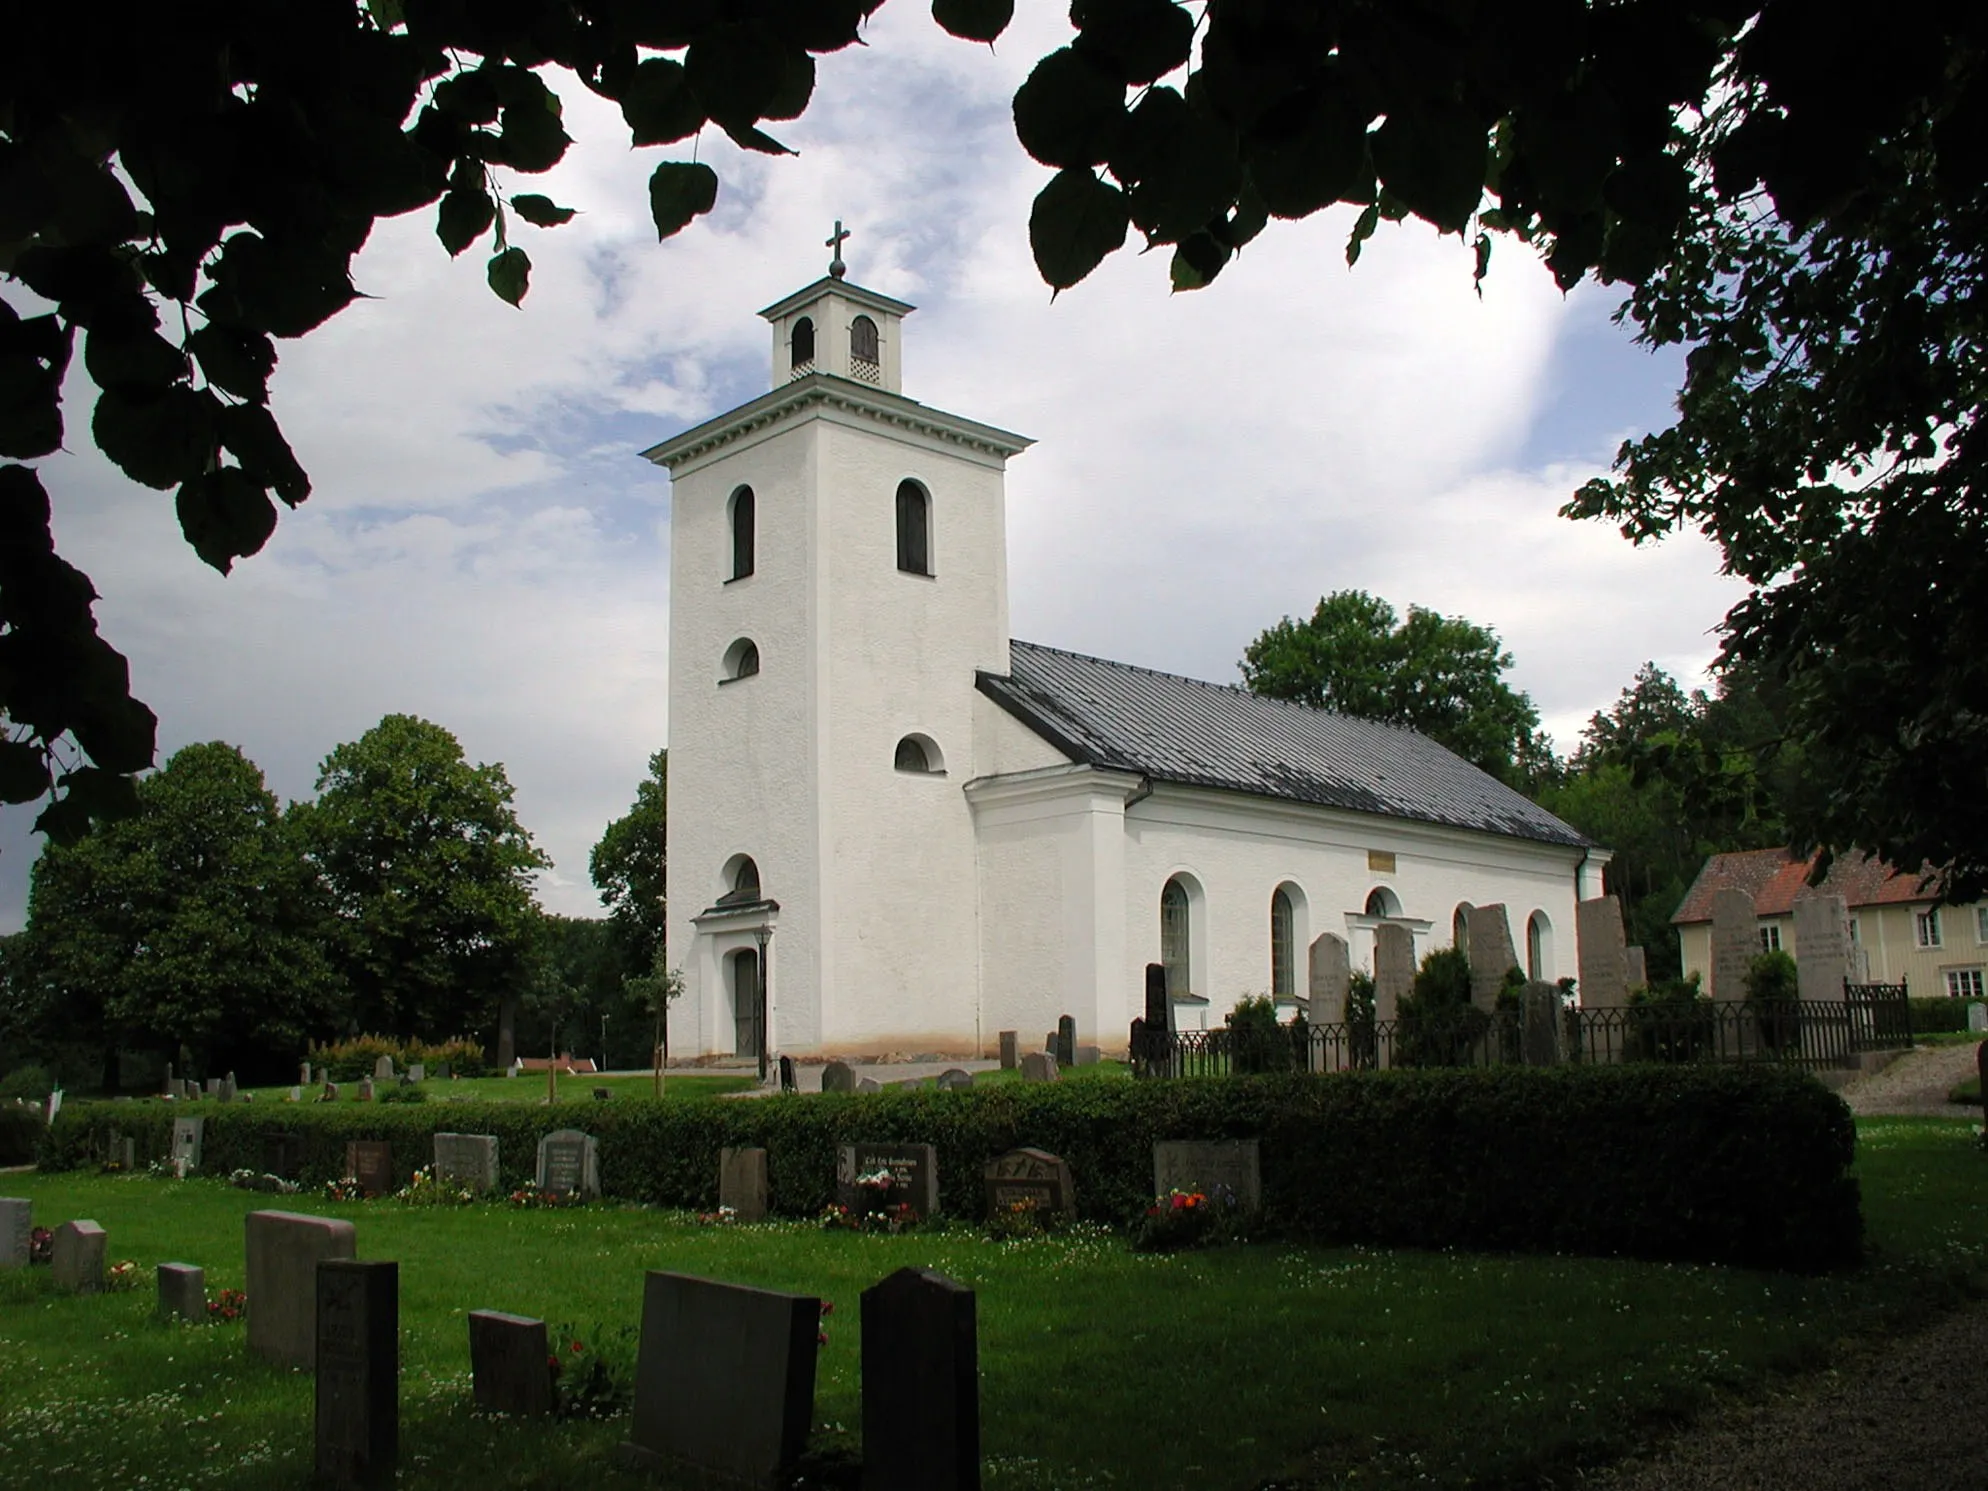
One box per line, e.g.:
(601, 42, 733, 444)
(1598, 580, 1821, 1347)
(590, 749, 666, 973)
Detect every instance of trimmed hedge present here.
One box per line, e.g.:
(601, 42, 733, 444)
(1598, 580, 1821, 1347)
(41, 1064, 1861, 1270)
(1907, 997, 1986, 1034)
(1, 1104, 44, 1165)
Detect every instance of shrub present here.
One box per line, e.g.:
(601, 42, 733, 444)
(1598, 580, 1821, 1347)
(1395, 947, 1488, 1068)
(0, 1104, 45, 1165)
(42, 1064, 1862, 1270)
(1623, 980, 1718, 1064)
(1344, 970, 1377, 1068)
(0, 1064, 55, 1102)
(308, 1034, 489, 1082)
(1745, 950, 1802, 1053)
(1906, 997, 1985, 1034)
(1224, 995, 1303, 1074)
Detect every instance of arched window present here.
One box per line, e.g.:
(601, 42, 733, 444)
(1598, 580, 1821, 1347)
(894, 734, 943, 773)
(896, 480, 930, 575)
(1526, 911, 1553, 981)
(729, 486, 754, 580)
(851, 314, 879, 363)
(1270, 887, 1296, 998)
(791, 316, 815, 369)
(1161, 878, 1192, 997)
(732, 857, 760, 898)
(1453, 902, 1474, 954)
(1365, 886, 1402, 919)
(722, 638, 760, 681)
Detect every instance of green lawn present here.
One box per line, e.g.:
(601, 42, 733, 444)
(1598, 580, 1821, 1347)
(1, 1116, 1982, 1491)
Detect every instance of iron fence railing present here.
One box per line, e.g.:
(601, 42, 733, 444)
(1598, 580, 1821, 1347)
(1130, 985, 1912, 1079)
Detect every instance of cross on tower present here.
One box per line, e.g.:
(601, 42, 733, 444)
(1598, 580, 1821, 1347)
(826, 219, 850, 279)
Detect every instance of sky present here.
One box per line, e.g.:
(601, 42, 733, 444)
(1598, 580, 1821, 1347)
(0, 6, 1748, 929)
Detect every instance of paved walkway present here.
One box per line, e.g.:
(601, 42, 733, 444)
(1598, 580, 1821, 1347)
(1839, 1040, 1982, 1117)
(681, 1057, 1004, 1095)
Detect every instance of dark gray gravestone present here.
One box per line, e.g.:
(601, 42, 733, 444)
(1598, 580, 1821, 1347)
(1153, 1140, 1262, 1212)
(997, 1031, 1017, 1070)
(621, 1271, 819, 1488)
(820, 1060, 857, 1094)
(316, 1259, 398, 1488)
(1055, 1015, 1076, 1069)
(862, 1268, 979, 1491)
(535, 1129, 600, 1198)
(1074, 1045, 1100, 1066)
(720, 1146, 769, 1222)
(263, 1131, 304, 1182)
(432, 1133, 499, 1194)
(982, 1148, 1075, 1220)
(1, 1198, 29, 1269)
(1145, 962, 1171, 1032)
(1467, 905, 1521, 1012)
(108, 1133, 136, 1171)
(468, 1310, 552, 1417)
(1521, 982, 1563, 1066)
(246, 1210, 357, 1368)
(837, 1143, 939, 1219)
(158, 1262, 206, 1322)
(779, 1055, 797, 1094)
(345, 1141, 393, 1197)
(1626, 945, 1649, 992)
(1018, 1051, 1058, 1083)
(936, 1068, 973, 1091)
(171, 1116, 204, 1172)
(51, 1219, 106, 1292)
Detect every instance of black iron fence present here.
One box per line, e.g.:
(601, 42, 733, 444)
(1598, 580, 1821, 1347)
(1132, 985, 1913, 1079)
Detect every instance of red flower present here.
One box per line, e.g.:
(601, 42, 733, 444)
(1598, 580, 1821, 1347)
(819, 1301, 834, 1316)
(570, 1340, 584, 1353)
(817, 1332, 829, 1347)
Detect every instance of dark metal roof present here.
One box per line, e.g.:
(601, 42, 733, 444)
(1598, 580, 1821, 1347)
(977, 640, 1593, 850)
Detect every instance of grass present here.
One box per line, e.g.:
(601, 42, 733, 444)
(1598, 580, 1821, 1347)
(1, 1116, 1983, 1491)
(1947, 1073, 1981, 1105)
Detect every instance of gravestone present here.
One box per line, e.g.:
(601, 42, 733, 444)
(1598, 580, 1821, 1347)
(997, 1031, 1017, 1070)
(719, 1147, 769, 1222)
(373, 1055, 395, 1084)
(1074, 1045, 1100, 1066)
(1467, 905, 1521, 1011)
(857, 1077, 882, 1093)
(1626, 945, 1649, 992)
(1055, 1015, 1077, 1069)
(621, 1271, 820, 1488)
(837, 1143, 939, 1219)
(205, 1078, 221, 1100)
(1018, 1051, 1058, 1083)
(432, 1133, 499, 1194)
(51, 1220, 106, 1292)
(345, 1141, 393, 1197)
(264, 1132, 304, 1182)
(1308, 933, 1352, 1021)
(171, 1116, 205, 1172)
(316, 1259, 398, 1488)
(158, 1262, 206, 1322)
(936, 1068, 973, 1091)
(1152, 1140, 1261, 1212)
(535, 1129, 600, 1199)
(469, 1310, 553, 1417)
(300, 1060, 313, 1087)
(316, 1066, 329, 1086)
(779, 1055, 797, 1093)
(1373, 923, 1414, 1026)
(219, 1073, 238, 1104)
(322, 1082, 340, 1102)
(1, 1198, 29, 1269)
(357, 1078, 375, 1103)
(246, 1210, 357, 1367)
(1576, 895, 1631, 1009)
(1793, 894, 1854, 1002)
(1710, 886, 1757, 1000)
(1522, 982, 1563, 1066)
(290, 1087, 304, 1103)
(163, 1061, 176, 1096)
(108, 1133, 136, 1171)
(982, 1148, 1074, 1221)
(861, 1268, 980, 1491)
(1144, 961, 1172, 1034)
(820, 1060, 856, 1094)
(407, 1064, 425, 1083)
(1968, 1004, 1988, 1034)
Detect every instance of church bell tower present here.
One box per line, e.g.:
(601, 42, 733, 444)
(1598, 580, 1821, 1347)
(645, 227, 1033, 1061)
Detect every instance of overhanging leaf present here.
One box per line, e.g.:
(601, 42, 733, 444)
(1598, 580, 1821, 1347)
(649, 162, 719, 240)
(1013, 47, 1127, 169)
(217, 403, 310, 505)
(932, 0, 1014, 44)
(620, 58, 705, 147)
(1072, 0, 1194, 86)
(175, 466, 278, 573)
(1028, 168, 1129, 291)
(437, 188, 495, 256)
(0, 740, 49, 805)
(487, 246, 530, 306)
(1372, 99, 1490, 235)
(92, 385, 214, 491)
(511, 194, 575, 227)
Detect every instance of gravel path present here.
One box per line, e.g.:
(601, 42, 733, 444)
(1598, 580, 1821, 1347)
(1840, 1041, 1983, 1117)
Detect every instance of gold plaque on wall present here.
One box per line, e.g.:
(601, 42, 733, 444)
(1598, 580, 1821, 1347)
(1367, 850, 1397, 874)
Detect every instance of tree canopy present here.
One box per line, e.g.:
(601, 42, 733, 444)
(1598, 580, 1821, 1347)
(590, 748, 667, 974)
(1240, 590, 1547, 787)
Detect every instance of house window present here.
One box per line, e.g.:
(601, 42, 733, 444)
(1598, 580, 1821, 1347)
(896, 480, 931, 575)
(791, 316, 815, 370)
(721, 638, 759, 681)
(850, 314, 879, 381)
(1161, 878, 1191, 997)
(1758, 924, 1782, 953)
(1916, 908, 1942, 948)
(1849, 916, 1861, 944)
(1976, 906, 1988, 944)
(1947, 968, 1985, 1000)
(893, 734, 943, 773)
(1364, 886, 1402, 919)
(729, 486, 755, 580)
(1270, 888, 1295, 998)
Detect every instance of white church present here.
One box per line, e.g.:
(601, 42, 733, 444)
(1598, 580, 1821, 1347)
(650, 251, 1608, 1061)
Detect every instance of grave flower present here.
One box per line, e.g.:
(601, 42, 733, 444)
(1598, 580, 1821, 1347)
(106, 1260, 139, 1291)
(206, 1288, 248, 1323)
(28, 1227, 52, 1265)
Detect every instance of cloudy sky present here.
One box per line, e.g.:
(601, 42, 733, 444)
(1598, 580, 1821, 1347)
(1, 6, 1746, 928)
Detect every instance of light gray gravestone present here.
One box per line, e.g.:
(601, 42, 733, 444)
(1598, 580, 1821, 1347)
(1467, 904, 1521, 1011)
(316, 1259, 397, 1488)
(1710, 886, 1758, 1001)
(1968, 1003, 1988, 1034)
(1793, 894, 1854, 1002)
(109, 1133, 136, 1171)
(345, 1141, 393, 1197)
(204, 1078, 221, 1100)
(357, 1078, 375, 1103)
(1055, 1015, 1077, 1069)
(246, 1210, 358, 1368)
(856, 1077, 883, 1093)
(1, 1198, 30, 1269)
(1626, 945, 1649, 992)
(373, 1054, 395, 1084)
(1074, 1044, 1100, 1066)
(535, 1129, 600, 1199)
(316, 1066, 329, 1086)
(171, 1116, 204, 1172)
(432, 1133, 499, 1194)
(469, 1310, 552, 1417)
(290, 1087, 304, 1103)
(407, 1064, 425, 1083)
(300, 1060, 313, 1087)
(820, 1060, 857, 1094)
(1308, 933, 1352, 1021)
(983, 1148, 1074, 1220)
(837, 1143, 939, 1218)
(621, 1271, 820, 1488)
(51, 1220, 107, 1292)
(1522, 982, 1564, 1066)
(862, 1267, 980, 1491)
(1576, 895, 1631, 1008)
(1018, 1051, 1059, 1082)
(1373, 923, 1414, 1026)
(1153, 1140, 1261, 1212)
(158, 1262, 206, 1322)
(219, 1073, 238, 1103)
(719, 1146, 770, 1222)
(997, 1031, 1018, 1070)
(935, 1068, 974, 1091)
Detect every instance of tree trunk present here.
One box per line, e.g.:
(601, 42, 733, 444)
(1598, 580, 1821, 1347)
(496, 996, 517, 1069)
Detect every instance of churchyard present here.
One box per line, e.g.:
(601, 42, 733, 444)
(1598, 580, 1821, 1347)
(3, 1096, 1985, 1490)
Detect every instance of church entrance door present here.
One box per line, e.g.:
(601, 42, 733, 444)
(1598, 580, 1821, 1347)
(731, 949, 763, 1059)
